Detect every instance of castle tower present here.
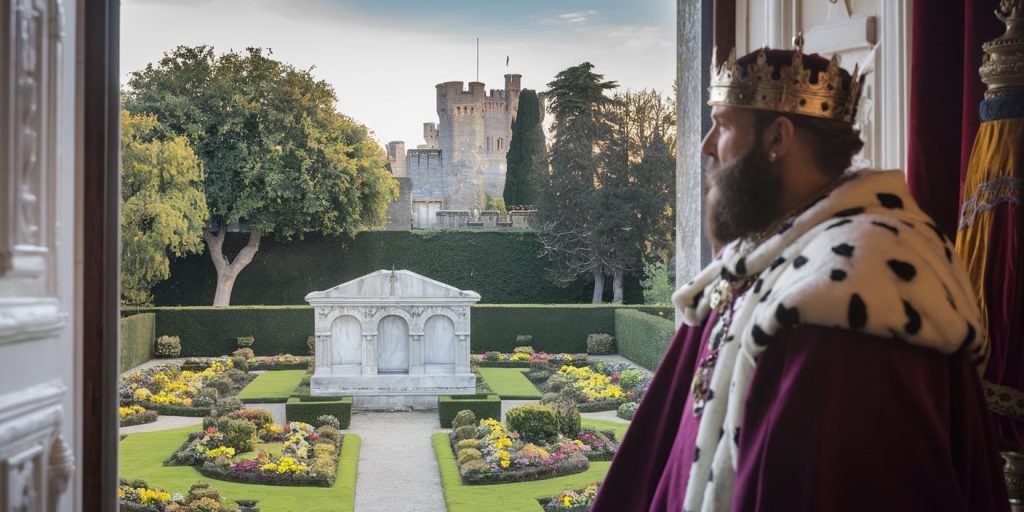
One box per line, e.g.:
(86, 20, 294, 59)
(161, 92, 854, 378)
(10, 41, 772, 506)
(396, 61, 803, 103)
(435, 81, 487, 210)
(423, 123, 439, 149)
(504, 74, 522, 120)
(386, 141, 406, 177)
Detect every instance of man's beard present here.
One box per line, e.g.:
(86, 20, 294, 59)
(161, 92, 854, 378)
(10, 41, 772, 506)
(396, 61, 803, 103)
(703, 144, 784, 246)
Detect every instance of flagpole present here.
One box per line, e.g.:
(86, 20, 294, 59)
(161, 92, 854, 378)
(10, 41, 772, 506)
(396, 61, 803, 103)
(476, 37, 479, 82)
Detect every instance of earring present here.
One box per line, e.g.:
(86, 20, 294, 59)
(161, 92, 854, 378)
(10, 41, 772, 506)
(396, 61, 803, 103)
(768, 150, 778, 162)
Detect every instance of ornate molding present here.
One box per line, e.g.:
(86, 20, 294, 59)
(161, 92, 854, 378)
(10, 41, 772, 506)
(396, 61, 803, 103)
(0, 297, 65, 345)
(0, 381, 72, 512)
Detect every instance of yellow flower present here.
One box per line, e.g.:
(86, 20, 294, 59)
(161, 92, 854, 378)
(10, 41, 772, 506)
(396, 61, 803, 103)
(206, 446, 236, 459)
(564, 496, 572, 507)
(133, 388, 152, 401)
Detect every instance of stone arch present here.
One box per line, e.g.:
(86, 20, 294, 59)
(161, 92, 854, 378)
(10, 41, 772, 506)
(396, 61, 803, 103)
(330, 315, 361, 366)
(377, 315, 410, 373)
(424, 314, 456, 366)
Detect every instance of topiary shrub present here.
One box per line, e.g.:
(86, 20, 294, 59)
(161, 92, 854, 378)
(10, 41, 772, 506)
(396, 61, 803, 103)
(317, 425, 341, 445)
(316, 414, 341, 429)
(618, 369, 644, 390)
(452, 410, 477, 430)
(155, 335, 182, 357)
(545, 373, 568, 393)
(217, 418, 256, 453)
(540, 392, 561, 404)
(458, 447, 483, 464)
(617, 401, 639, 420)
(460, 458, 490, 477)
(454, 425, 477, 441)
(236, 336, 255, 348)
(192, 387, 219, 408)
(211, 397, 245, 417)
(204, 376, 234, 397)
(232, 348, 254, 360)
(586, 333, 616, 354)
(526, 369, 553, 383)
(513, 346, 535, 354)
(224, 408, 274, 427)
(307, 336, 316, 355)
(484, 351, 502, 362)
(506, 404, 559, 445)
(225, 369, 249, 385)
(515, 335, 534, 346)
(456, 439, 481, 450)
(187, 483, 221, 503)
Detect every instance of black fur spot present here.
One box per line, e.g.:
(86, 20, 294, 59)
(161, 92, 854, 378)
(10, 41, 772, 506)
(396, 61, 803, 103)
(721, 267, 740, 283)
(770, 257, 786, 271)
(705, 389, 714, 402)
(735, 257, 747, 276)
(778, 221, 794, 234)
(693, 447, 700, 463)
(826, 219, 853, 231)
(691, 290, 704, 308)
(887, 260, 917, 281)
(775, 303, 800, 328)
(943, 284, 957, 310)
(830, 269, 847, 282)
(832, 243, 855, 257)
(752, 324, 774, 345)
(708, 469, 714, 483)
(724, 335, 735, 343)
(871, 221, 899, 235)
(834, 207, 865, 218)
(759, 289, 772, 303)
(877, 193, 904, 209)
(753, 278, 764, 294)
(901, 220, 915, 228)
(793, 255, 809, 269)
(733, 427, 741, 445)
(849, 294, 867, 329)
(719, 428, 725, 440)
(945, 246, 953, 263)
(903, 301, 921, 335)
(926, 222, 948, 243)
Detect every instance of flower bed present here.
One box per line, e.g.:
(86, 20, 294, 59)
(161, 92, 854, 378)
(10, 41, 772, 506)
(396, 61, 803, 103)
(546, 361, 652, 413)
(472, 352, 588, 368)
(451, 412, 616, 485)
(169, 412, 343, 487)
(539, 482, 601, 512)
(118, 479, 233, 512)
(120, 405, 158, 427)
(119, 358, 254, 416)
(247, 354, 311, 371)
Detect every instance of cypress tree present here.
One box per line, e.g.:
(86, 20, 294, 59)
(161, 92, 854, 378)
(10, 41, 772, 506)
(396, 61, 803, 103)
(503, 89, 544, 207)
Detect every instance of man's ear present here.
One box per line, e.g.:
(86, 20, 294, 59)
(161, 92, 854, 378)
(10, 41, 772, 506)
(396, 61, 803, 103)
(763, 116, 795, 159)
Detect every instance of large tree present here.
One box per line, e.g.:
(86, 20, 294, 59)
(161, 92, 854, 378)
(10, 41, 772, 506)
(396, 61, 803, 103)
(124, 46, 398, 305)
(120, 110, 208, 306)
(503, 89, 546, 207)
(594, 89, 676, 303)
(535, 63, 616, 303)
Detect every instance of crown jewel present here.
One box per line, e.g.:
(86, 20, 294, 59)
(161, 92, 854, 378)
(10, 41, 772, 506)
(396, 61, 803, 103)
(709, 47, 863, 123)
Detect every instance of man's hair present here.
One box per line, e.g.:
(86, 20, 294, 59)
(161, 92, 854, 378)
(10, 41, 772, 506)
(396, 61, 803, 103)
(752, 110, 864, 177)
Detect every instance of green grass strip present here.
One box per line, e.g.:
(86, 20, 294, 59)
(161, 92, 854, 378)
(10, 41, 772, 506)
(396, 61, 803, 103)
(433, 432, 610, 511)
(581, 418, 629, 443)
(476, 368, 542, 399)
(120, 425, 359, 512)
(236, 370, 308, 403)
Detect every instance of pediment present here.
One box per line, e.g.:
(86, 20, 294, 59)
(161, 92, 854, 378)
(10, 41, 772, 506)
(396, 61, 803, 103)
(305, 270, 480, 302)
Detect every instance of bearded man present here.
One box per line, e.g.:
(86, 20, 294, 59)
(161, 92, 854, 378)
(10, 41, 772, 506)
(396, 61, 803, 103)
(592, 48, 1009, 511)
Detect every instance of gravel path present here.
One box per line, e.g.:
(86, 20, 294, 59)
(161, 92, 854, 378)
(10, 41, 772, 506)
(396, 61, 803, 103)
(120, 415, 202, 434)
(350, 411, 447, 512)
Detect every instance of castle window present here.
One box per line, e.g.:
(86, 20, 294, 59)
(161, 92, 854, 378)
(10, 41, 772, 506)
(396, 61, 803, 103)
(497, 138, 504, 151)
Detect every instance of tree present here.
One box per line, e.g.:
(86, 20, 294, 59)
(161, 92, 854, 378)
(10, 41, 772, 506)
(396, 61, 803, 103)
(124, 46, 398, 305)
(503, 89, 546, 207)
(535, 63, 617, 303)
(120, 110, 208, 306)
(594, 90, 676, 303)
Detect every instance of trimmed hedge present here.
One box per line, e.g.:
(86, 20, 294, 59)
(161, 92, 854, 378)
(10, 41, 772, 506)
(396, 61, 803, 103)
(128, 305, 672, 357)
(438, 394, 501, 428)
(137, 401, 211, 418)
(152, 231, 644, 305)
(120, 313, 155, 372)
(286, 397, 353, 429)
(615, 309, 677, 372)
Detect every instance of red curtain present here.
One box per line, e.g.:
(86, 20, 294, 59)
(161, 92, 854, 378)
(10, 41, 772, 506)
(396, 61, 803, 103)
(906, 0, 1003, 238)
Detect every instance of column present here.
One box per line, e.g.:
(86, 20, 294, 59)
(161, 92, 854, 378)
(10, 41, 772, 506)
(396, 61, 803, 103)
(456, 334, 470, 374)
(362, 334, 378, 375)
(314, 335, 330, 371)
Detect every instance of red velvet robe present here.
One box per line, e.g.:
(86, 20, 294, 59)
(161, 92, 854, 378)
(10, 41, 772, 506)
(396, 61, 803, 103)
(592, 317, 1009, 511)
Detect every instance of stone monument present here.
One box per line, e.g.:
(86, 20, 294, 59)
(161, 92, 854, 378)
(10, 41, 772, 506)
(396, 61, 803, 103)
(305, 270, 479, 408)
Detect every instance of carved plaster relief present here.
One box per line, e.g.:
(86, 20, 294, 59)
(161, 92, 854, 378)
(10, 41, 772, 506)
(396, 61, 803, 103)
(0, 382, 73, 512)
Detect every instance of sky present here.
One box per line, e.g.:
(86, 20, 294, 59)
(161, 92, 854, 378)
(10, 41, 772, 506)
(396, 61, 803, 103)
(120, 0, 676, 148)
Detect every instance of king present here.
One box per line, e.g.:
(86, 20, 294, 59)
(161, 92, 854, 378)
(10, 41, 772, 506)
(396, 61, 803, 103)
(592, 47, 1010, 511)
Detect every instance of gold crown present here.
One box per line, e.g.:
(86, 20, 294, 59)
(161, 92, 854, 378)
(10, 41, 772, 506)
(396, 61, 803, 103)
(709, 47, 862, 123)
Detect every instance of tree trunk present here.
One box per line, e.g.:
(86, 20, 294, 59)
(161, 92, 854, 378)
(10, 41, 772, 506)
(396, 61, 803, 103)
(592, 269, 605, 304)
(612, 268, 625, 304)
(204, 220, 263, 306)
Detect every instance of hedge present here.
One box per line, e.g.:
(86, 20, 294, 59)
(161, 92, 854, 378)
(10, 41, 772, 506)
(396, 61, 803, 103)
(152, 231, 644, 305)
(285, 397, 353, 429)
(615, 309, 677, 372)
(128, 305, 673, 357)
(120, 313, 155, 372)
(438, 394, 501, 428)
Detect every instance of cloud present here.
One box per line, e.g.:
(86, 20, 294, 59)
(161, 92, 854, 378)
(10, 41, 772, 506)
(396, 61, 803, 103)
(556, 10, 598, 24)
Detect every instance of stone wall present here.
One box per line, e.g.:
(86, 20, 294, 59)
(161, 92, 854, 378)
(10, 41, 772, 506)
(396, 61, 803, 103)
(382, 177, 413, 230)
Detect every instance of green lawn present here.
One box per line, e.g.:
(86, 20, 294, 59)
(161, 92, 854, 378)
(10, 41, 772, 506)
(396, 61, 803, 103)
(476, 368, 542, 399)
(236, 370, 308, 403)
(120, 425, 360, 512)
(580, 418, 629, 443)
(433, 433, 609, 511)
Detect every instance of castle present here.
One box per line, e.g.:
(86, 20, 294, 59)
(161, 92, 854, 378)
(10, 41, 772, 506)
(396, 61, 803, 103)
(385, 74, 522, 228)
